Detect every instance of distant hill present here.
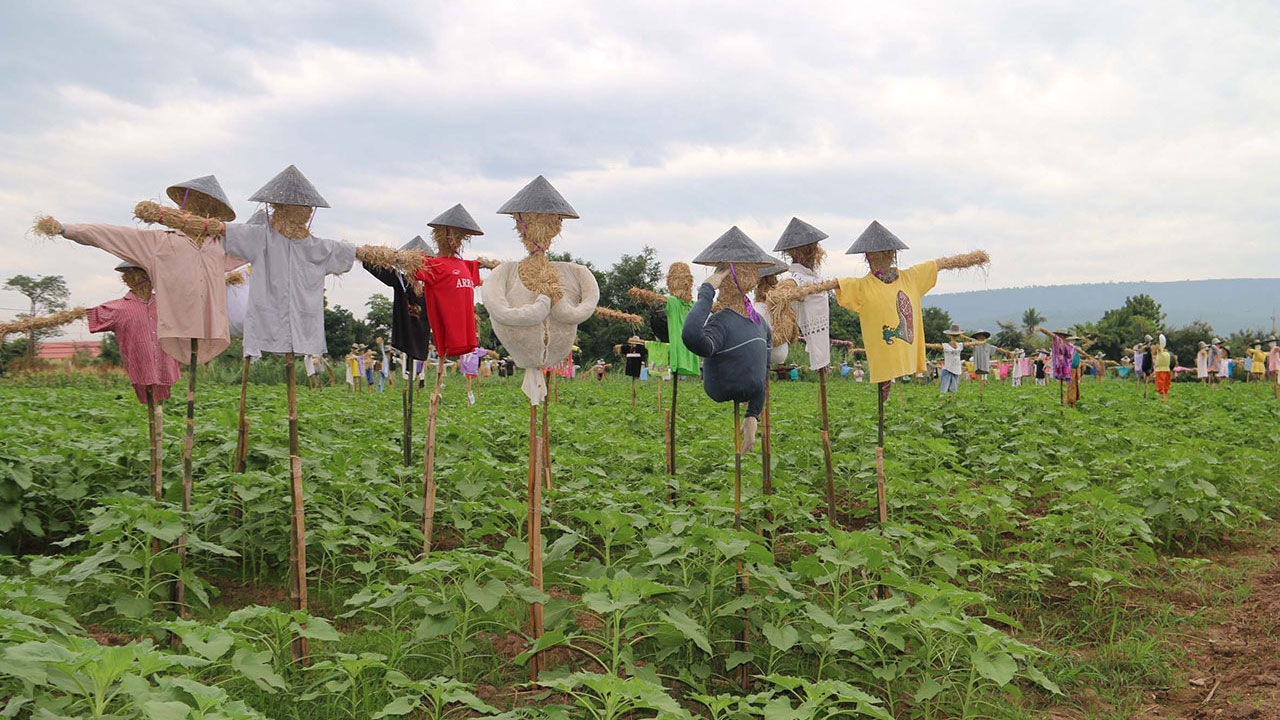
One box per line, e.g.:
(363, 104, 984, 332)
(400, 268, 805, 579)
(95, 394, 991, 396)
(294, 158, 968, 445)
(928, 278, 1280, 336)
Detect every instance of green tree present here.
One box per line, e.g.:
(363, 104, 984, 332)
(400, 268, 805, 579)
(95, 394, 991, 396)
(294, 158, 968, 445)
(829, 302, 862, 346)
(324, 302, 357, 358)
(922, 306, 953, 345)
(993, 320, 1024, 349)
(4, 274, 70, 358)
(364, 293, 393, 341)
(1164, 321, 1214, 368)
(1094, 294, 1164, 359)
(99, 333, 121, 365)
(1021, 307, 1046, 336)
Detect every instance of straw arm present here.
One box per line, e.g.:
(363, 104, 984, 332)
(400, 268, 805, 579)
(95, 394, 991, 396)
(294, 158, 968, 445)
(476, 256, 502, 270)
(594, 307, 644, 324)
(225, 271, 245, 286)
(1032, 326, 1056, 339)
(935, 250, 990, 271)
(627, 287, 666, 306)
(134, 201, 225, 237)
(993, 346, 1020, 358)
(769, 278, 838, 306)
(356, 246, 426, 277)
(0, 307, 87, 336)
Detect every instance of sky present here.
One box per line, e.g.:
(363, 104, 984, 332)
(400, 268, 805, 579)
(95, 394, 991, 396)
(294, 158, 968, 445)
(2, 1, 1278, 341)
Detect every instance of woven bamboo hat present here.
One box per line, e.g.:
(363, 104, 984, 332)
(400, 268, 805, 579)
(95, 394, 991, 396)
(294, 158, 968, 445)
(846, 220, 909, 254)
(773, 217, 828, 252)
(944, 323, 964, 336)
(167, 175, 236, 222)
(114, 260, 140, 272)
(248, 165, 330, 208)
(401, 235, 430, 252)
(759, 257, 790, 278)
(497, 175, 578, 218)
(245, 208, 268, 225)
(628, 335, 644, 344)
(692, 226, 776, 266)
(428, 204, 484, 235)
(1053, 328, 1070, 337)
(971, 329, 991, 339)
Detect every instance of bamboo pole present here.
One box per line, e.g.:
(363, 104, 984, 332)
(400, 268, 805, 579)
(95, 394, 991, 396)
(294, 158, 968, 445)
(631, 376, 637, 406)
(667, 376, 679, 476)
(421, 354, 446, 557)
(875, 382, 889, 534)
(402, 360, 415, 467)
(172, 340, 197, 616)
(285, 353, 310, 663)
(147, 388, 161, 556)
(526, 403, 545, 681)
(733, 401, 751, 688)
(234, 356, 250, 473)
(818, 368, 836, 527)
(542, 370, 553, 491)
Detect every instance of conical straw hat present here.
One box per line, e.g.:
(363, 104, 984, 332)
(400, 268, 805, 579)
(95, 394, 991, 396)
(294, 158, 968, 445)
(245, 208, 268, 225)
(773, 217, 828, 252)
(166, 175, 236, 221)
(248, 165, 330, 208)
(428, 204, 484, 235)
(497, 175, 579, 218)
(692, 226, 776, 266)
(846, 220, 909, 254)
(114, 260, 140, 272)
(401, 235, 430, 252)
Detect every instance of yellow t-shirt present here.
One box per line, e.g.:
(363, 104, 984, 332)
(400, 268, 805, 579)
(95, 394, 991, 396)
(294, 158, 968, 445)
(1153, 349, 1171, 372)
(835, 261, 939, 384)
(1251, 348, 1267, 373)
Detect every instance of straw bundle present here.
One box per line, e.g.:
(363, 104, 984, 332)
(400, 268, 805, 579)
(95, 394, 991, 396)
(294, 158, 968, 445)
(866, 250, 897, 275)
(32, 216, 63, 238)
(518, 255, 565, 305)
(786, 243, 825, 270)
(595, 307, 643, 324)
(225, 271, 245, 286)
(431, 227, 470, 258)
(714, 264, 758, 316)
(133, 201, 223, 244)
(628, 287, 666, 306)
(935, 250, 990, 271)
(767, 279, 800, 344)
(514, 213, 563, 251)
(0, 307, 87, 337)
(666, 263, 694, 302)
(356, 246, 426, 277)
(269, 204, 313, 240)
(121, 268, 152, 298)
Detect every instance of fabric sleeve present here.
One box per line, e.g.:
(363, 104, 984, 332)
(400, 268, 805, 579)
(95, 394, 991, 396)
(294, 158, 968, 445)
(223, 223, 264, 263)
(62, 224, 155, 268)
(483, 264, 552, 327)
(834, 276, 865, 313)
(469, 260, 482, 288)
(323, 239, 357, 275)
(364, 262, 397, 288)
(86, 301, 118, 333)
(548, 263, 600, 325)
(904, 260, 940, 295)
(746, 322, 771, 417)
(680, 283, 721, 358)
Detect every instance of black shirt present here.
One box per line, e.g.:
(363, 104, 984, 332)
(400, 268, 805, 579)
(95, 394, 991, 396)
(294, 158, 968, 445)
(364, 265, 433, 361)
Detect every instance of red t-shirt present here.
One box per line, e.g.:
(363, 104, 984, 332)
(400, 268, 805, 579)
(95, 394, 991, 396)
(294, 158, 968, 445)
(415, 257, 481, 357)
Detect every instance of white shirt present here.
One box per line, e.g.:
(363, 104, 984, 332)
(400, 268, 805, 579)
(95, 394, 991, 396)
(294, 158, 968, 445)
(942, 342, 963, 374)
(789, 263, 831, 370)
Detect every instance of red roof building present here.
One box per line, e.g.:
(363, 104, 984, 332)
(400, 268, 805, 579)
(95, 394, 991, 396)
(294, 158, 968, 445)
(36, 341, 103, 360)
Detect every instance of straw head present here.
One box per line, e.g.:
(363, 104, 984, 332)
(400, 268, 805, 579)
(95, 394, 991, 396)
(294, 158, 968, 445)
(166, 175, 236, 221)
(692, 226, 776, 266)
(773, 217, 829, 252)
(248, 165, 330, 208)
(846, 220, 909, 254)
(428, 203, 484, 235)
(497, 175, 578, 218)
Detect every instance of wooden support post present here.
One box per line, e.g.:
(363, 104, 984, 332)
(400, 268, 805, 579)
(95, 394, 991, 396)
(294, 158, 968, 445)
(667, 376, 679, 476)
(733, 401, 750, 688)
(527, 404, 545, 681)
(285, 353, 310, 663)
(234, 356, 250, 473)
(631, 376, 637, 407)
(402, 364, 414, 467)
(421, 354, 446, 557)
(542, 370, 553, 491)
(875, 382, 889, 533)
(818, 368, 836, 527)
(147, 388, 162, 556)
(172, 340, 197, 616)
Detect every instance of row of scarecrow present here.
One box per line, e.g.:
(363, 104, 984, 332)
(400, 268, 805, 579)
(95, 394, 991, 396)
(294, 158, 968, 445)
(29, 168, 987, 677)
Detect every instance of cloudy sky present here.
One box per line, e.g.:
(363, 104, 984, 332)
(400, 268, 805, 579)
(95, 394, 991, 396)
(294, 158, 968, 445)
(2, 1, 1277, 340)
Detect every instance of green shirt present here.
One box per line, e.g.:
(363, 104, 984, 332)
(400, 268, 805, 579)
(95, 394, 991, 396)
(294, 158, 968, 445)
(666, 295, 701, 377)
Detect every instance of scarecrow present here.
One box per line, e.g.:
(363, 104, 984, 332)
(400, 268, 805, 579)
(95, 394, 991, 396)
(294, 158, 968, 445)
(1249, 342, 1268, 392)
(617, 335, 649, 406)
(365, 234, 433, 466)
(88, 261, 180, 512)
(1195, 341, 1211, 385)
(1033, 328, 1099, 408)
(926, 327, 1016, 397)
(484, 176, 599, 680)
(1268, 338, 1279, 398)
(754, 258, 791, 515)
(229, 209, 265, 473)
(627, 262, 702, 475)
(125, 165, 421, 661)
(770, 220, 988, 529)
(35, 173, 243, 615)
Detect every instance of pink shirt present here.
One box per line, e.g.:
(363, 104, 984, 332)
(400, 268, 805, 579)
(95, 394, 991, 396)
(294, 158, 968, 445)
(65, 224, 246, 365)
(88, 293, 181, 404)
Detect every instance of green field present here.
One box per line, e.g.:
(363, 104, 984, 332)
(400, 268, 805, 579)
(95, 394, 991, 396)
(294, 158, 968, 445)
(2, 372, 1278, 719)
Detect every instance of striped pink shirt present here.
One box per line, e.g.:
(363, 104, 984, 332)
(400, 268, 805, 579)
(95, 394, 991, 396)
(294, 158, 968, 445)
(88, 293, 181, 404)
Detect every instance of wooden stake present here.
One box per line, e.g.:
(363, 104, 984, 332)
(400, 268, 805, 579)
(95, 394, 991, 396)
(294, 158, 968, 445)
(147, 387, 162, 556)
(818, 368, 836, 527)
(733, 401, 750, 688)
(421, 354, 446, 557)
(631, 376, 637, 407)
(402, 362, 414, 467)
(234, 356, 250, 473)
(542, 371, 553, 491)
(285, 353, 310, 663)
(667, 376, 679, 476)
(657, 370, 663, 411)
(875, 382, 889, 535)
(527, 403, 545, 681)
(172, 340, 197, 616)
